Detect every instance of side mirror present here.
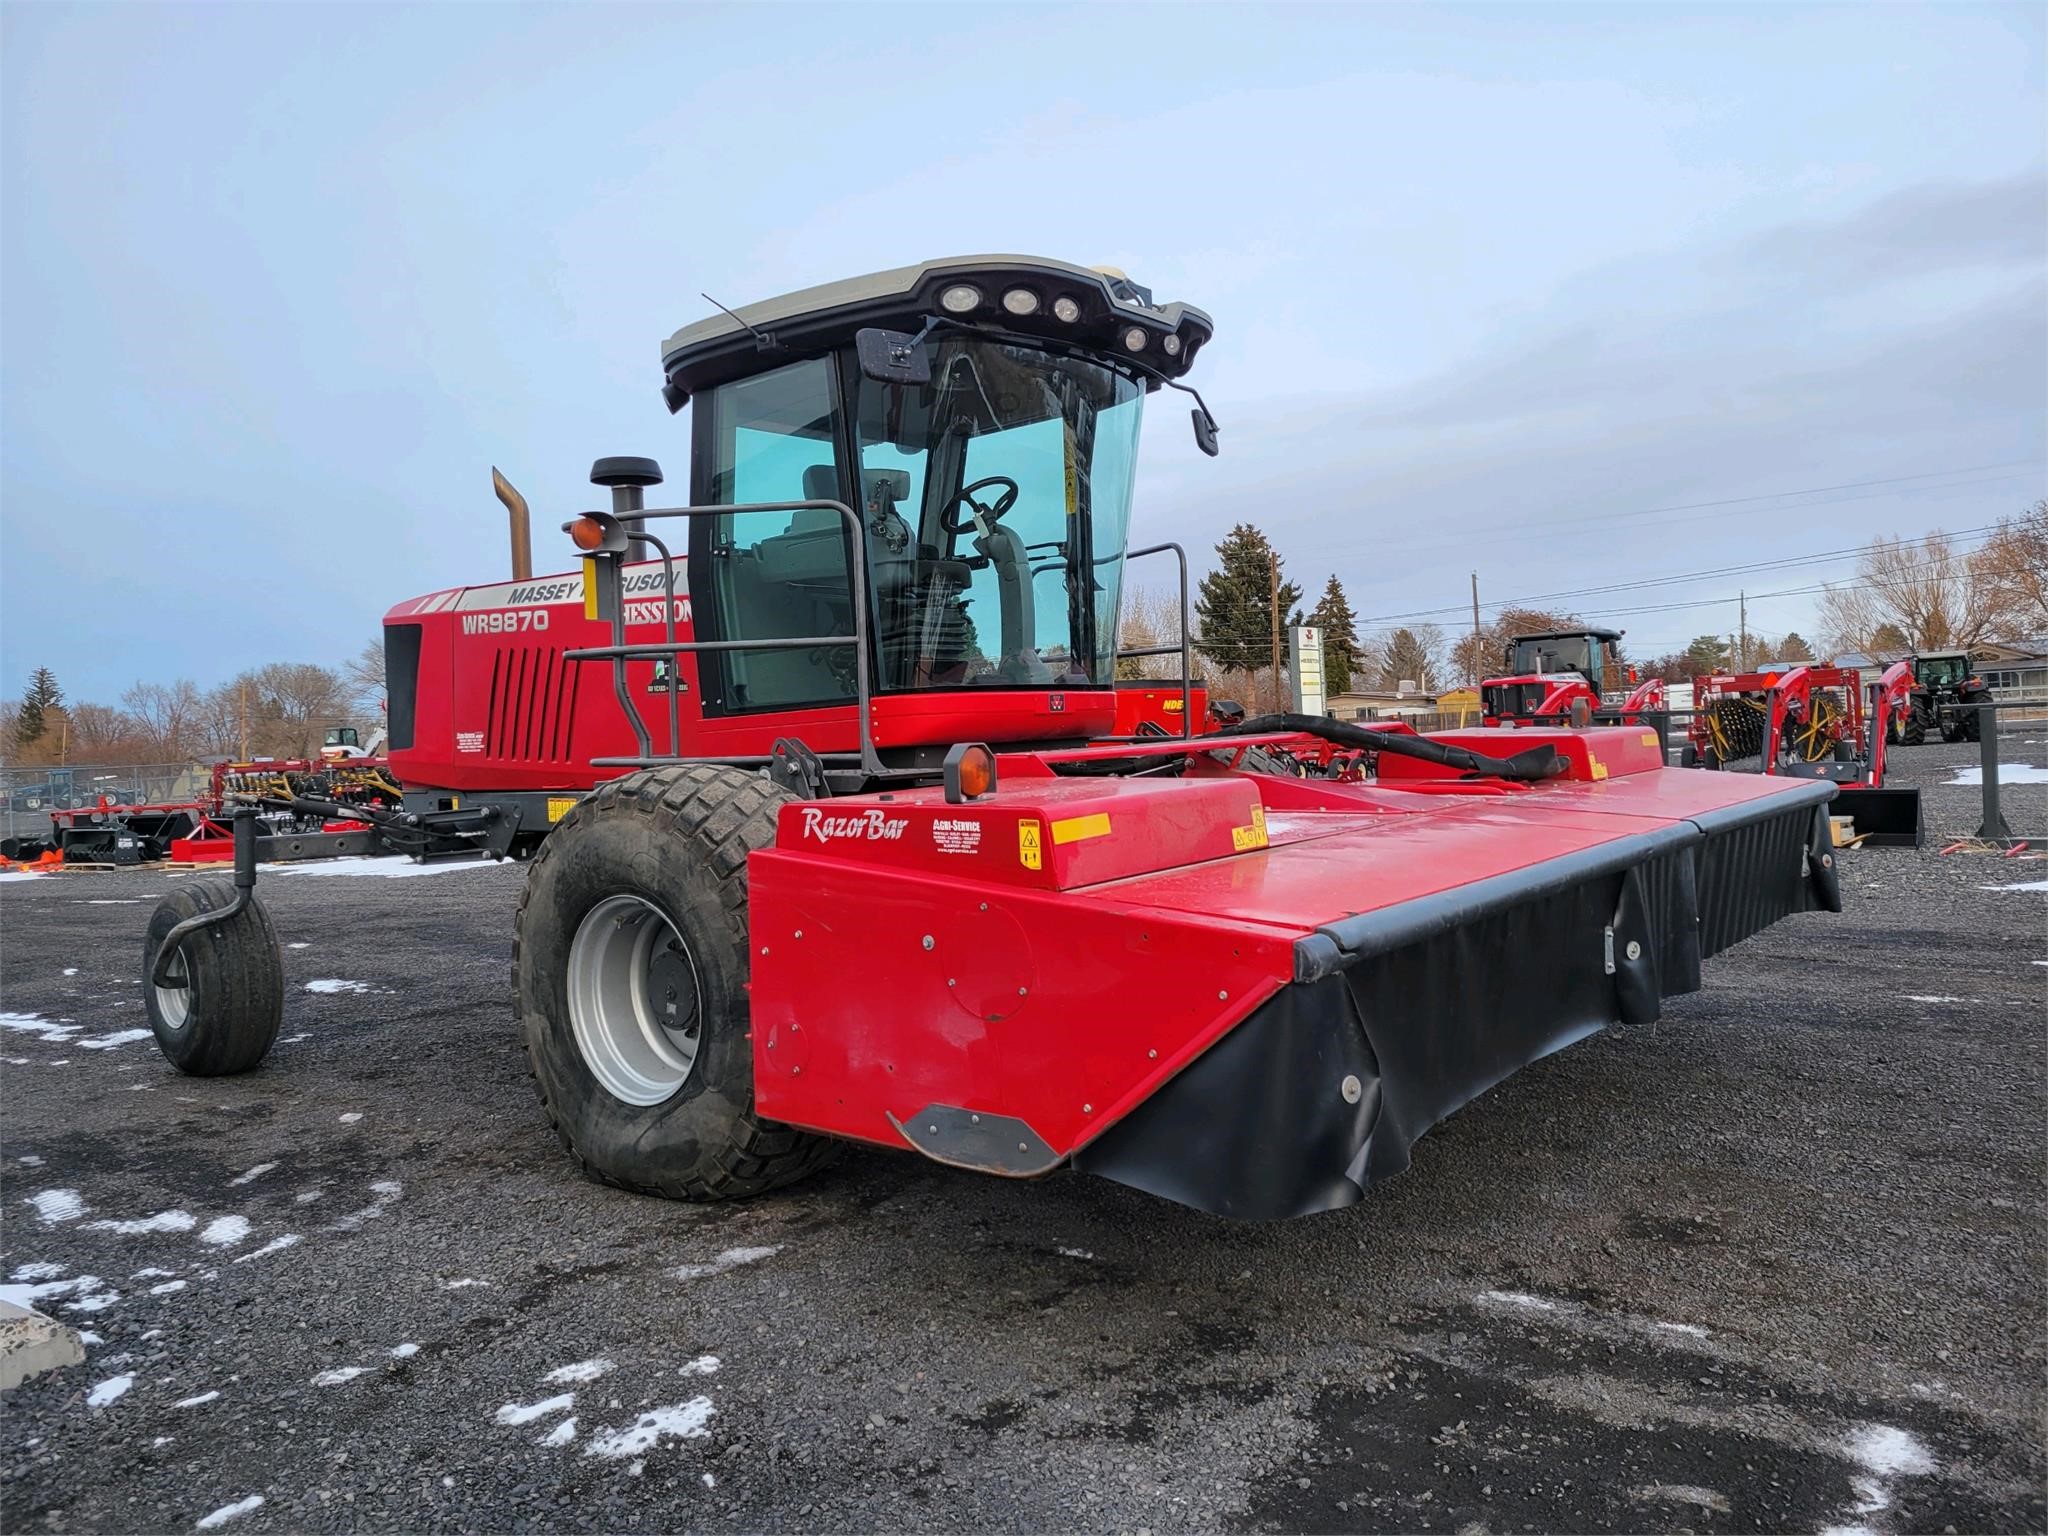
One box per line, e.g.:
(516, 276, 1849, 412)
(855, 328, 931, 386)
(1191, 407, 1220, 457)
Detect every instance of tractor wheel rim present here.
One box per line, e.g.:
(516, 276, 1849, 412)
(155, 947, 191, 1031)
(566, 894, 702, 1107)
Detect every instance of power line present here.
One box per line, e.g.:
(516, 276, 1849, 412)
(1359, 525, 2004, 624)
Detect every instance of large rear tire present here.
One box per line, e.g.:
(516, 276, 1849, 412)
(1899, 712, 1925, 747)
(142, 882, 285, 1075)
(513, 765, 838, 1201)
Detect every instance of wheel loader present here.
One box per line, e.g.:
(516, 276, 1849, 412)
(141, 256, 1845, 1220)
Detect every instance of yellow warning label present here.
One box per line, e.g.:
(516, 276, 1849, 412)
(1639, 732, 1659, 748)
(1051, 812, 1112, 846)
(547, 796, 579, 824)
(1018, 820, 1043, 871)
(582, 558, 600, 621)
(1587, 753, 1609, 781)
(1232, 802, 1270, 853)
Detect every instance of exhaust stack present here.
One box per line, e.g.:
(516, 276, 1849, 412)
(492, 466, 533, 582)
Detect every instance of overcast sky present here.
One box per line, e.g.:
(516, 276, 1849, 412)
(3, 2, 2042, 699)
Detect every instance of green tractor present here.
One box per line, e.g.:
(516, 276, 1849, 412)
(1885, 650, 1994, 745)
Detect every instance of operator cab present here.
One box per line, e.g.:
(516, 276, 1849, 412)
(659, 256, 1215, 745)
(1482, 627, 1625, 723)
(1912, 651, 1972, 690)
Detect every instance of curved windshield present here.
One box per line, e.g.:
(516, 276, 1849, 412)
(853, 337, 1144, 690)
(1511, 634, 1597, 680)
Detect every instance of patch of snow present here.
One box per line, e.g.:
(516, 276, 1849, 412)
(1057, 1247, 1095, 1260)
(1477, 1289, 1558, 1312)
(0, 870, 45, 882)
(312, 1366, 367, 1387)
(79, 1330, 102, 1344)
(328, 1180, 401, 1232)
(440, 1277, 489, 1290)
(1844, 1423, 1934, 1479)
(196, 1494, 264, 1529)
(150, 1280, 188, 1295)
(338, 1112, 363, 1123)
(11, 1261, 65, 1280)
(15, 1155, 42, 1167)
(198, 1215, 250, 1248)
(1, 1013, 82, 1044)
(63, 1288, 123, 1313)
(1653, 1321, 1710, 1338)
(496, 1392, 576, 1426)
(672, 1245, 781, 1281)
(293, 1190, 324, 1203)
(584, 1397, 716, 1458)
(544, 1358, 616, 1385)
(1981, 879, 2048, 893)
(87, 1373, 135, 1407)
(539, 1417, 579, 1448)
(287, 942, 311, 949)
(62, 968, 78, 976)
(231, 1234, 301, 1265)
(267, 856, 491, 878)
(702, 1472, 716, 1489)
(305, 979, 370, 995)
(0, 1274, 99, 1309)
(278, 1034, 310, 1044)
(175, 1391, 220, 1408)
(26, 1189, 87, 1224)
(678, 1354, 720, 1377)
(78, 1029, 156, 1051)
(1948, 763, 2048, 786)
(1903, 995, 1967, 1004)
(81, 899, 144, 905)
(390, 1342, 420, 1359)
(227, 1163, 276, 1187)
(87, 1210, 195, 1236)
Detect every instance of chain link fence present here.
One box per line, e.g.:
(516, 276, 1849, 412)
(0, 763, 212, 845)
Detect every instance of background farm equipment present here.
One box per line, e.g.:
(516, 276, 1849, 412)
(141, 255, 1846, 1221)
(1685, 662, 1922, 846)
(1883, 650, 1995, 746)
(1481, 627, 1666, 728)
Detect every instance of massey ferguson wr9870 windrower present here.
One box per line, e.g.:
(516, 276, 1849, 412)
(141, 257, 1845, 1220)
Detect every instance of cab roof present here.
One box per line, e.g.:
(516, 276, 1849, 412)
(660, 255, 1212, 409)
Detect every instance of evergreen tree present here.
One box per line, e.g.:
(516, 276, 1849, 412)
(1307, 575, 1362, 694)
(14, 668, 61, 746)
(1777, 631, 1816, 663)
(1378, 628, 1439, 691)
(1684, 634, 1730, 674)
(1194, 524, 1302, 671)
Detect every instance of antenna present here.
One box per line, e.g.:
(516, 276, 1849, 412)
(700, 292, 779, 352)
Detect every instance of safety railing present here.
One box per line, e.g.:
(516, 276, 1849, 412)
(560, 499, 891, 778)
(1110, 541, 1196, 740)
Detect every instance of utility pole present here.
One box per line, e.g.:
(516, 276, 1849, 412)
(1466, 573, 1482, 684)
(238, 678, 249, 762)
(1738, 590, 1748, 671)
(1269, 552, 1282, 709)
(1728, 633, 1738, 674)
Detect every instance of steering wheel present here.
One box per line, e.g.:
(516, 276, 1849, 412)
(939, 475, 1021, 535)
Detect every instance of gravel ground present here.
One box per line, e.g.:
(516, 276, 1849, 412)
(2, 737, 2042, 1534)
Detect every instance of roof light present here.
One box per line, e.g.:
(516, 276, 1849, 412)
(939, 284, 982, 314)
(1001, 288, 1040, 317)
(1122, 327, 1147, 352)
(1162, 334, 1183, 356)
(569, 516, 609, 552)
(1052, 295, 1081, 323)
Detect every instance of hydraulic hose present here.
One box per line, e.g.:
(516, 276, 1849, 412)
(1217, 713, 1565, 783)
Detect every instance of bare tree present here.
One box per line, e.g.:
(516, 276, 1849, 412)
(1973, 501, 2047, 640)
(122, 680, 202, 762)
(1115, 587, 1185, 680)
(1818, 527, 2030, 656)
(343, 638, 386, 716)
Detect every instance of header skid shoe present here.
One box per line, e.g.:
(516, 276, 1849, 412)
(746, 763, 1839, 1220)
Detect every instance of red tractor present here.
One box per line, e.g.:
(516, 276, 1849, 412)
(141, 257, 1847, 1220)
(1480, 627, 1665, 729)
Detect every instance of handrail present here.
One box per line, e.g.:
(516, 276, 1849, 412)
(1113, 541, 1194, 739)
(561, 499, 888, 778)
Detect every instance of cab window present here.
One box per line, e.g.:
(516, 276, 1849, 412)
(697, 357, 855, 712)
